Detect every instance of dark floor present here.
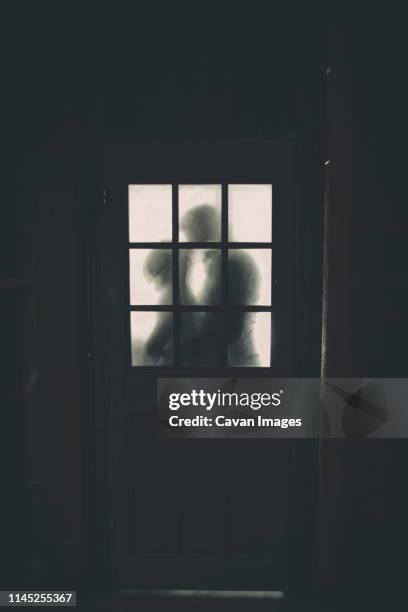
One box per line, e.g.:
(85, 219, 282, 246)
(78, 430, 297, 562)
(76, 591, 406, 612)
(78, 596, 303, 612)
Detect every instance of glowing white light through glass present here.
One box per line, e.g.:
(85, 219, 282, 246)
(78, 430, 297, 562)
(180, 249, 221, 305)
(228, 184, 272, 242)
(128, 184, 172, 242)
(130, 311, 173, 366)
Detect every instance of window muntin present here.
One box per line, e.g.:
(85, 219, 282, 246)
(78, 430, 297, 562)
(128, 184, 273, 368)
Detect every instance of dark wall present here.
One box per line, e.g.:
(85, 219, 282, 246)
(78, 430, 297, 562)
(6, 6, 407, 598)
(319, 20, 408, 600)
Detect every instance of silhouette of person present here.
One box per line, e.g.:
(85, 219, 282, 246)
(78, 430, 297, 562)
(180, 204, 261, 366)
(227, 251, 261, 366)
(132, 248, 173, 365)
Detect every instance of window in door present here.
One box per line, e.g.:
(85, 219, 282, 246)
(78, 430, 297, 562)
(128, 183, 273, 368)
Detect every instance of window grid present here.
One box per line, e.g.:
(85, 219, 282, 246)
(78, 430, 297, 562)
(128, 183, 273, 368)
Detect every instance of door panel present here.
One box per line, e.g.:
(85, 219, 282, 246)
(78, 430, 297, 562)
(102, 142, 298, 589)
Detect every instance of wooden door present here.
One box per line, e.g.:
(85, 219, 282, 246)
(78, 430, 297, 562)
(99, 141, 312, 590)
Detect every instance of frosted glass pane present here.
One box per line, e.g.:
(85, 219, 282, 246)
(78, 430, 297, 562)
(128, 184, 172, 242)
(180, 312, 223, 366)
(129, 249, 172, 305)
(229, 312, 271, 367)
(228, 249, 272, 305)
(179, 185, 221, 242)
(228, 184, 272, 242)
(131, 311, 173, 366)
(179, 249, 221, 305)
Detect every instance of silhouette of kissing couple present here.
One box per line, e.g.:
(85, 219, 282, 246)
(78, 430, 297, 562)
(135, 204, 262, 366)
